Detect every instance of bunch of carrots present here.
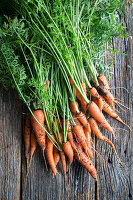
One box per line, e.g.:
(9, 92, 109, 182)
(0, 0, 130, 182)
(24, 74, 130, 181)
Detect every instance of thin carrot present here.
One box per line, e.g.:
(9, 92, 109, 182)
(76, 112, 90, 128)
(46, 134, 57, 176)
(88, 117, 126, 169)
(89, 87, 103, 111)
(98, 74, 109, 90)
(53, 146, 60, 166)
(45, 80, 51, 90)
(31, 110, 46, 150)
(74, 143, 97, 180)
(87, 102, 114, 136)
(73, 115, 81, 126)
(60, 151, 67, 175)
(83, 126, 93, 159)
(24, 113, 31, 160)
(62, 141, 74, 165)
(72, 125, 91, 156)
(30, 130, 37, 161)
(67, 130, 76, 150)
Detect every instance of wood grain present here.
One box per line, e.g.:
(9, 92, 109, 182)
(0, 87, 22, 200)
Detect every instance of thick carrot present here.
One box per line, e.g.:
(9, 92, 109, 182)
(76, 112, 90, 128)
(98, 74, 109, 90)
(53, 146, 60, 166)
(72, 125, 91, 157)
(46, 134, 57, 176)
(62, 141, 74, 165)
(83, 126, 93, 159)
(88, 118, 125, 168)
(24, 113, 31, 159)
(60, 151, 67, 175)
(70, 101, 79, 114)
(74, 143, 97, 180)
(97, 85, 114, 107)
(89, 87, 103, 111)
(30, 130, 37, 161)
(31, 110, 46, 150)
(87, 102, 114, 135)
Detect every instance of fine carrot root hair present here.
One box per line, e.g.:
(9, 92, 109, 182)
(31, 110, 46, 150)
(87, 101, 115, 136)
(46, 134, 57, 176)
(62, 141, 74, 165)
(88, 117, 126, 170)
(24, 113, 31, 161)
(74, 143, 97, 180)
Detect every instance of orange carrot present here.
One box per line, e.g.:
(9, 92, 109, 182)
(60, 151, 67, 175)
(45, 80, 50, 90)
(24, 113, 31, 159)
(31, 110, 46, 150)
(46, 134, 57, 176)
(88, 117, 125, 168)
(98, 74, 109, 90)
(70, 101, 79, 114)
(72, 125, 91, 157)
(67, 130, 77, 150)
(87, 102, 114, 136)
(30, 130, 37, 161)
(74, 143, 97, 180)
(97, 85, 114, 107)
(53, 146, 60, 166)
(62, 141, 74, 165)
(76, 112, 90, 128)
(89, 87, 103, 111)
(83, 126, 93, 159)
(73, 115, 81, 126)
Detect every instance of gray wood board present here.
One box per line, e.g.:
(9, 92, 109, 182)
(0, 2, 132, 200)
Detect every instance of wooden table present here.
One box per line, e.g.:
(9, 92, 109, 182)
(0, 3, 132, 200)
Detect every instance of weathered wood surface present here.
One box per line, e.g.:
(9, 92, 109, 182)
(0, 2, 132, 200)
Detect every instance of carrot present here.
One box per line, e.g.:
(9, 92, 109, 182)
(67, 130, 77, 150)
(24, 113, 31, 160)
(74, 143, 97, 180)
(70, 101, 79, 114)
(97, 85, 114, 107)
(45, 80, 50, 90)
(89, 87, 103, 111)
(83, 126, 93, 159)
(60, 151, 67, 175)
(31, 110, 46, 150)
(72, 125, 91, 157)
(88, 117, 125, 169)
(87, 102, 114, 136)
(53, 146, 60, 166)
(98, 74, 109, 90)
(62, 141, 74, 165)
(30, 130, 37, 161)
(73, 115, 81, 126)
(76, 112, 90, 128)
(46, 134, 57, 176)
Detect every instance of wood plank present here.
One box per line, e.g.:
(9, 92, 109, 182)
(96, 2, 132, 200)
(0, 87, 22, 200)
